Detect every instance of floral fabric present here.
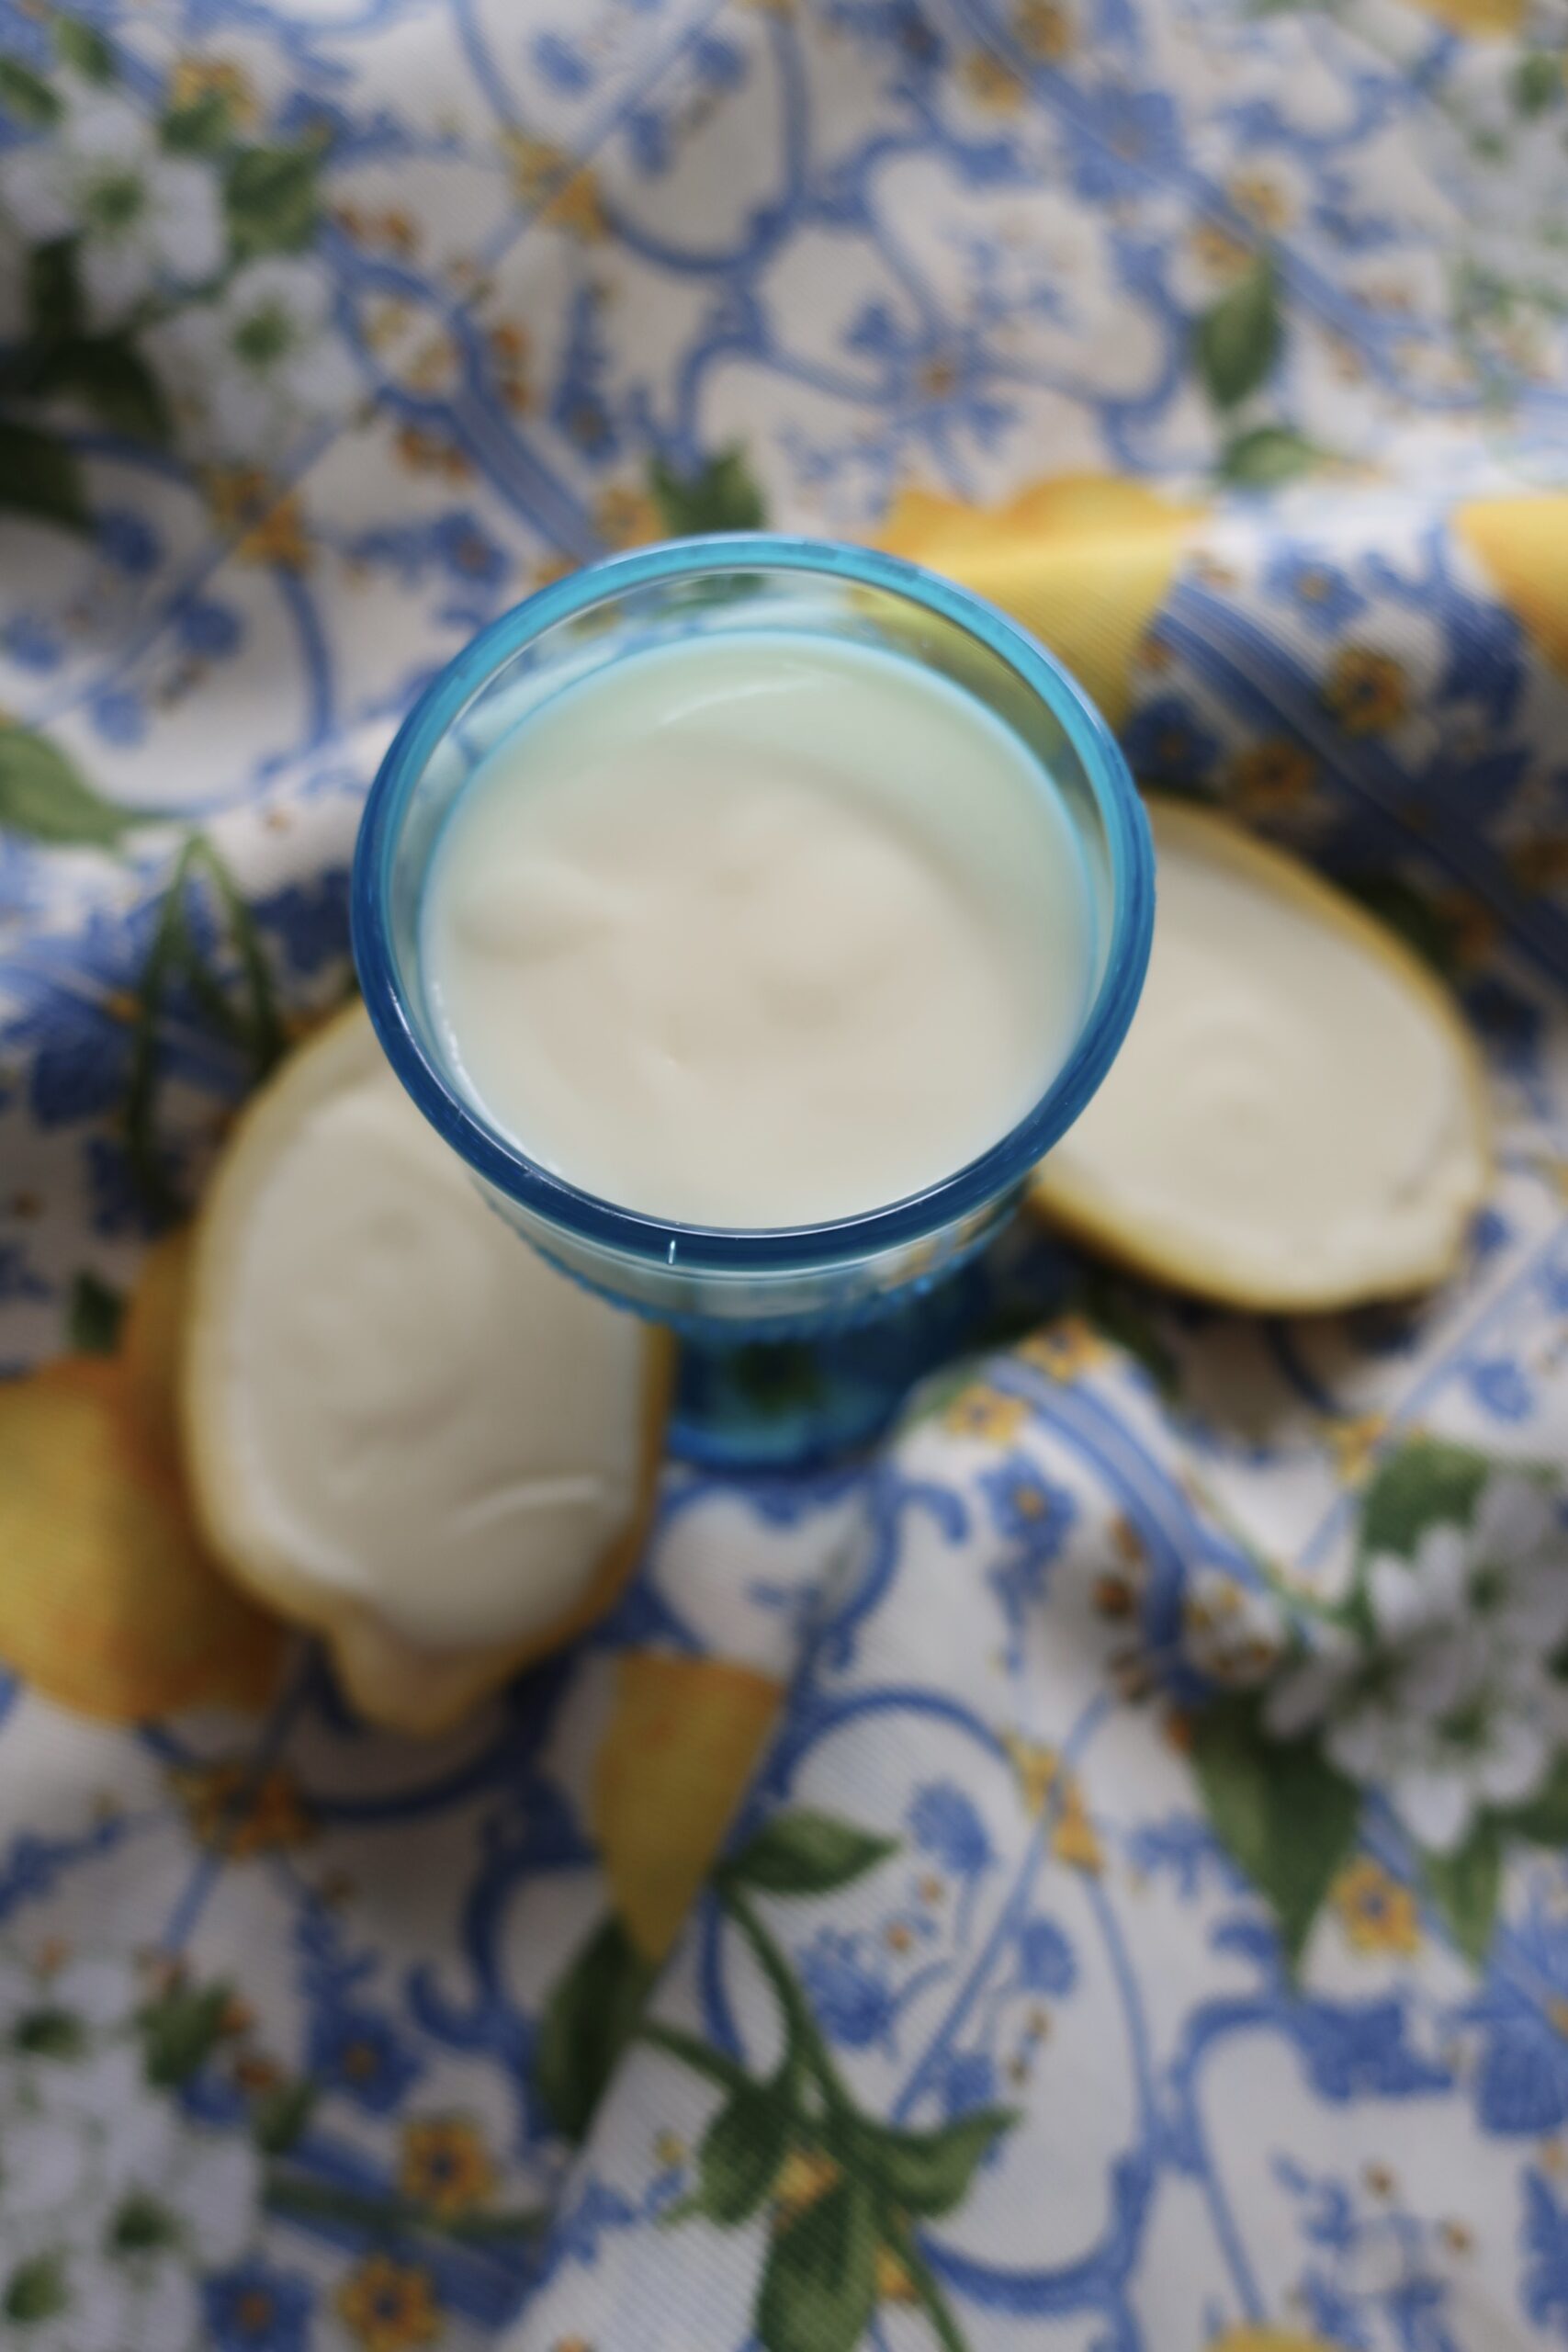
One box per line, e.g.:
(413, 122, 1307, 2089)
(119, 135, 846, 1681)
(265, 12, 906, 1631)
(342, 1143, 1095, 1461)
(3, 2, 1568, 2348)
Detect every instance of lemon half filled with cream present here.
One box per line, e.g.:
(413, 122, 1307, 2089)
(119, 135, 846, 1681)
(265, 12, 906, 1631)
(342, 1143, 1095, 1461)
(183, 1002, 670, 1734)
(1032, 797, 1491, 1310)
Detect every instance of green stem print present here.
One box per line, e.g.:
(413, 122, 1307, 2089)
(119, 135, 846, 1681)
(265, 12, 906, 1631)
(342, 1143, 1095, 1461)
(636, 1809, 1017, 2352)
(125, 830, 284, 1214)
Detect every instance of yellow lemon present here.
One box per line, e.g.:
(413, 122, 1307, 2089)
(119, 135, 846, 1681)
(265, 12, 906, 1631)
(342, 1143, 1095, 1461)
(1031, 797, 1491, 1311)
(182, 1002, 671, 1737)
(876, 476, 1200, 725)
(1455, 493, 1568, 675)
(0, 1353, 282, 1721)
(592, 1651, 782, 1961)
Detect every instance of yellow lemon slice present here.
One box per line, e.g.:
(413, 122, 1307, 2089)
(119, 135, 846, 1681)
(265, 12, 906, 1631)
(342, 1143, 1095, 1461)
(1031, 797, 1492, 1311)
(183, 1001, 671, 1735)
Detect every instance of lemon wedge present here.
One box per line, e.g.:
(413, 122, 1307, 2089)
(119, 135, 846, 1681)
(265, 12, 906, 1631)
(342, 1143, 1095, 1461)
(1031, 797, 1492, 1311)
(182, 1002, 670, 1734)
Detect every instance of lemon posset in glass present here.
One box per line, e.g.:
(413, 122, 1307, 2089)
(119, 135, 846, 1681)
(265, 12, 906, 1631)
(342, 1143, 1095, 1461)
(355, 537, 1153, 1335)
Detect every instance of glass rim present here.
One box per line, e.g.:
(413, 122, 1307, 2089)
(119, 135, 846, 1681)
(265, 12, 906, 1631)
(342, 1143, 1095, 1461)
(352, 530, 1155, 1274)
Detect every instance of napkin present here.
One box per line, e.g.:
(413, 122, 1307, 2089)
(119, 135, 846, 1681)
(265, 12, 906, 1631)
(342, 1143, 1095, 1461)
(3, 3, 1568, 2346)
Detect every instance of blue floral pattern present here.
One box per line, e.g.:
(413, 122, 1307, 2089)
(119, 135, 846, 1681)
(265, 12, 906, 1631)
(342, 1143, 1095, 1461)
(4, 0, 1568, 2346)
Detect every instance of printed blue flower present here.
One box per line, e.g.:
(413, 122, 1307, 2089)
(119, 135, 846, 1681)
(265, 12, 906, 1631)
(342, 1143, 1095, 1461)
(96, 508, 162, 577)
(204, 2261, 314, 2352)
(1121, 695, 1220, 788)
(1016, 1916, 1077, 1996)
(251, 870, 351, 977)
(1523, 2166, 1568, 2332)
(89, 687, 146, 748)
(797, 1930, 896, 2051)
(1263, 548, 1367, 634)
(2, 613, 62, 671)
(979, 1456, 1077, 1549)
(908, 1781, 993, 1878)
(940, 2048, 998, 2120)
(179, 598, 243, 659)
(306, 2004, 423, 2112)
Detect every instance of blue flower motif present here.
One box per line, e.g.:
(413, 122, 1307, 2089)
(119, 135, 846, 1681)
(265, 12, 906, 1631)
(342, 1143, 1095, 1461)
(1016, 1916, 1076, 1996)
(797, 1931, 896, 2051)
(178, 598, 243, 659)
(434, 513, 508, 587)
(1469, 1355, 1532, 1423)
(1066, 88, 1183, 199)
(978, 1456, 1077, 1549)
(940, 2047, 998, 2120)
(1121, 695, 1219, 788)
(1469, 1898, 1568, 2136)
(96, 507, 162, 576)
(204, 2260, 314, 2351)
(1523, 2166, 1568, 2333)
(533, 31, 592, 93)
(1263, 548, 1367, 635)
(908, 1781, 993, 1878)
(89, 687, 146, 747)
(2, 613, 62, 670)
(306, 2004, 422, 2112)
(251, 870, 351, 977)
(693, 32, 745, 87)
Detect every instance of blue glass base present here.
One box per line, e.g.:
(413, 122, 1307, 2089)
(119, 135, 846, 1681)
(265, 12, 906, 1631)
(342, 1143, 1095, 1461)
(666, 1218, 1076, 1470)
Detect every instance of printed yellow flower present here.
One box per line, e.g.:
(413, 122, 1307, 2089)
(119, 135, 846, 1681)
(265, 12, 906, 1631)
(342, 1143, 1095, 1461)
(1190, 220, 1253, 281)
(1013, 0, 1074, 59)
(1226, 172, 1293, 232)
(169, 56, 258, 127)
(942, 1384, 1030, 1443)
(877, 477, 1200, 727)
(336, 2256, 441, 2352)
(1004, 1735, 1103, 1871)
(1017, 1315, 1106, 1384)
(398, 2116, 496, 2218)
(1227, 740, 1315, 820)
(1333, 1859, 1421, 1957)
(1210, 2334, 1353, 2352)
(174, 1761, 315, 1858)
(1325, 1411, 1389, 1488)
(962, 49, 1028, 108)
(1322, 647, 1409, 735)
(592, 1651, 782, 1961)
(594, 483, 662, 549)
(502, 136, 607, 238)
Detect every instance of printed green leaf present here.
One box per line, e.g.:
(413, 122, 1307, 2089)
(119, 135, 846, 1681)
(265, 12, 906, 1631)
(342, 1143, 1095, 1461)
(13, 2005, 85, 2057)
(1219, 424, 1320, 487)
(141, 1982, 233, 2087)
(1500, 1750, 1568, 1847)
(0, 419, 87, 531)
(253, 2077, 316, 2156)
(0, 726, 135, 846)
(1359, 1438, 1491, 1564)
(54, 18, 115, 81)
(68, 1271, 125, 1354)
(535, 1915, 656, 2143)
(756, 2175, 879, 2352)
(27, 239, 83, 344)
(0, 56, 61, 130)
(850, 2105, 1018, 2218)
(5, 2255, 67, 2324)
(24, 335, 172, 443)
(697, 2080, 792, 2223)
(1514, 51, 1562, 115)
(1422, 1819, 1502, 1966)
(162, 89, 234, 155)
(224, 144, 320, 258)
(723, 1811, 897, 1899)
(1191, 1693, 1359, 1969)
(1338, 876, 1460, 975)
(1195, 254, 1281, 410)
(649, 446, 766, 537)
